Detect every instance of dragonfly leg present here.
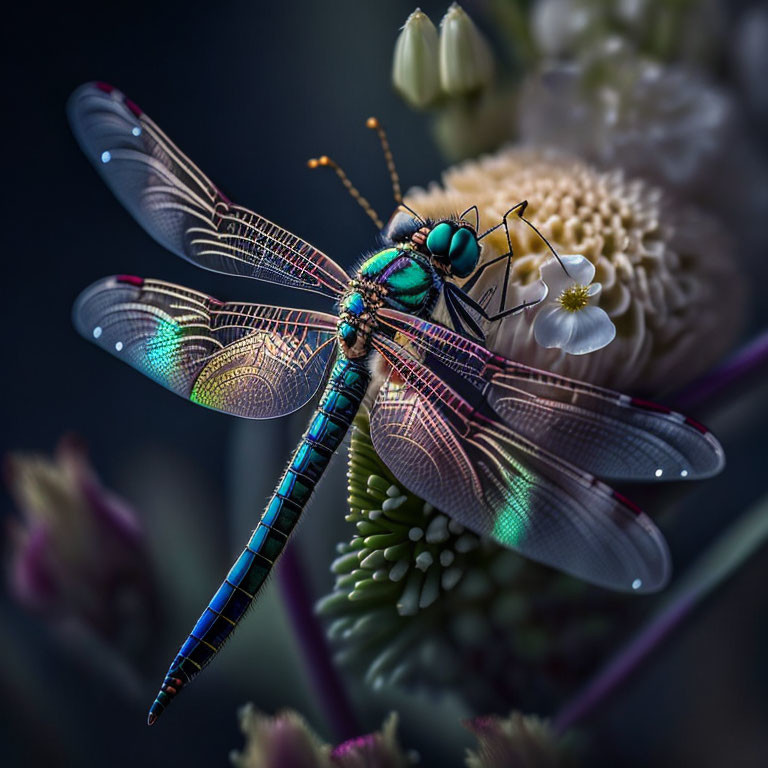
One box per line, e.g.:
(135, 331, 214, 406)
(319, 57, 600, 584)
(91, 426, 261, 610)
(452, 286, 541, 323)
(465, 200, 569, 321)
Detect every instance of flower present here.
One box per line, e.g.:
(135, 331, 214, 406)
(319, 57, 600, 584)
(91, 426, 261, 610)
(393, 5, 494, 108)
(317, 412, 628, 714)
(518, 43, 768, 266)
(406, 147, 743, 393)
(392, 9, 441, 109)
(4, 436, 158, 663)
(230, 707, 412, 768)
(230, 706, 331, 768)
(439, 3, 494, 97)
(392, 5, 505, 160)
(532, 254, 615, 355)
(529, 0, 723, 66)
(465, 712, 575, 768)
(519, 50, 732, 192)
(330, 714, 410, 768)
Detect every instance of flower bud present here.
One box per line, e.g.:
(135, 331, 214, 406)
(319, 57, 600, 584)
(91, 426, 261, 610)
(392, 9, 440, 109)
(439, 3, 494, 97)
(230, 706, 330, 768)
(465, 712, 572, 768)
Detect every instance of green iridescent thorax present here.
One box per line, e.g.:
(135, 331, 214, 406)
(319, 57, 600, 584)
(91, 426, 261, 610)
(358, 247, 439, 316)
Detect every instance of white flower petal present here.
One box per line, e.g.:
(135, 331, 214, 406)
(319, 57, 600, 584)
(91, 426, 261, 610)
(533, 304, 577, 349)
(538, 257, 572, 296)
(560, 305, 616, 355)
(586, 281, 601, 297)
(538, 253, 595, 296)
(561, 254, 596, 286)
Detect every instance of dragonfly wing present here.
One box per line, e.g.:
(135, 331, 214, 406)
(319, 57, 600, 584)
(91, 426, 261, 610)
(68, 83, 349, 298)
(74, 275, 338, 418)
(369, 334, 671, 592)
(377, 308, 724, 482)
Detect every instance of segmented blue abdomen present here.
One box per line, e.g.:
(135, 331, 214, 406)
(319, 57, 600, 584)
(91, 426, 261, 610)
(147, 356, 369, 724)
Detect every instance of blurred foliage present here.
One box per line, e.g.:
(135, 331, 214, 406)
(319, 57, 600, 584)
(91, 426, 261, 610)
(231, 705, 578, 768)
(231, 707, 413, 768)
(4, 437, 160, 688)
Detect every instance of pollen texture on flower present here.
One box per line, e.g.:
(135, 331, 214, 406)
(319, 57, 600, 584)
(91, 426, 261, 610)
(407, 147, 743, 392)
(558, 284, 589, 312)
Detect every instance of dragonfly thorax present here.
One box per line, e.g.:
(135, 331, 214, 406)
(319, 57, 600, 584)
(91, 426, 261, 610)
(337, 279, 386, 359)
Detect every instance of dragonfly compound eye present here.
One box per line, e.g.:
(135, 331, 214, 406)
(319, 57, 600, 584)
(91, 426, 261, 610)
(426, 221, 458, 256)
(448, 226, 480, 277)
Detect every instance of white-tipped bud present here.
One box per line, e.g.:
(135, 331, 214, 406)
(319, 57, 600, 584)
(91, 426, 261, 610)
(392, 9, 441, 109)
(439, 3, 494, 96)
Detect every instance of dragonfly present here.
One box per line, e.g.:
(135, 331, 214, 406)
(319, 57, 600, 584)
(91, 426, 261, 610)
(68, 82, 725, 725)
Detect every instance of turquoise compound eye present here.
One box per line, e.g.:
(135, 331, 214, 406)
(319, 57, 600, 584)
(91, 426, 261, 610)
(448, 227, 480, 277)
(426, 221, 457, 255)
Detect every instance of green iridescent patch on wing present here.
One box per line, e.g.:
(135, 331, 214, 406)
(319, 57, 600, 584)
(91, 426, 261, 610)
(485, 446, 533, 548)
(144, 317, 185, 386)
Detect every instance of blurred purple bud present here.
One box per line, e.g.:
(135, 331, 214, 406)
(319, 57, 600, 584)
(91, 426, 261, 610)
(330, 713, 410, 768)
(465, 712, 574, 768)
(230, 706, 331, 768)
(4, 436, 158, 661)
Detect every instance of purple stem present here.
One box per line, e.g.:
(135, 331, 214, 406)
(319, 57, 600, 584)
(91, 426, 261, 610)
(554, 493, 768, 734)
(278, 544, 361, 742)
(553, 593, 696, 734)
(673, 327, 768, 411)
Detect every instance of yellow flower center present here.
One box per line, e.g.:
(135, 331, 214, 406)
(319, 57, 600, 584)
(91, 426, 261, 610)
(558, 284, 590, 312)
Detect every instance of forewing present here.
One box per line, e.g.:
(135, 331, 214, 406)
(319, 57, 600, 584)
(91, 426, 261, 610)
(369, 335, 670, 592)
(377, 308, 724, 482)
(68, 83, 349, 298)
(74, 275, 337, 418)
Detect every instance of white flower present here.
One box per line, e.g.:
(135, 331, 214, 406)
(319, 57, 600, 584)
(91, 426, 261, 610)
(532, 254, 616, 355)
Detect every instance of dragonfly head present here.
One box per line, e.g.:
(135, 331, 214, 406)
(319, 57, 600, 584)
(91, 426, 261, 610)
(384, 209, 481, 279)
(425, 219, 480, 278)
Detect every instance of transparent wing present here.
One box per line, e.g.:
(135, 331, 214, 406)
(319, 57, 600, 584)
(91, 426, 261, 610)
(369, 334, 671, 592)
(68, 82, 349, 299)
(74, 275, 338, 419)
(377, 308, 724, 482)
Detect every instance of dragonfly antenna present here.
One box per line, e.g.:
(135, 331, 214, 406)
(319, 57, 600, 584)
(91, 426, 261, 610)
(366, 117, 402, 205)
(307, 155, 384, 230)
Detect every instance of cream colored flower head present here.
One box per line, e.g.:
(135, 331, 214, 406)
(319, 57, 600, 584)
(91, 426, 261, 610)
(406, 147, 743, 393)
(533, 253, 616, 355)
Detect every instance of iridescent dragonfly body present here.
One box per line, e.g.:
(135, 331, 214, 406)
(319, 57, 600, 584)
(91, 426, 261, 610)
(68, 83, 724, 725)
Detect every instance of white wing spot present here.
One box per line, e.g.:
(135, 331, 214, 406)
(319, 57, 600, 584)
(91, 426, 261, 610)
(680, 469, 689, 478)
(131, 126, 142, 137)
(93, 326, 102, 339)
(654, 468, 663, 478)
(101, 150, 112, 163)
(115, 341, 124, 352)
(632, 579, 642, 590)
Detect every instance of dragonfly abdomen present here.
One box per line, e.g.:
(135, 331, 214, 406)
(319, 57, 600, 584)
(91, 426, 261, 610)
(147, 355, 370, 725)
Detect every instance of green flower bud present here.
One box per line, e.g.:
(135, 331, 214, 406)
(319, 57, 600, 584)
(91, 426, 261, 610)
(392, 9, 441, 109)
(439, 3, 494, 97)
(317, 411, 630, 714)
